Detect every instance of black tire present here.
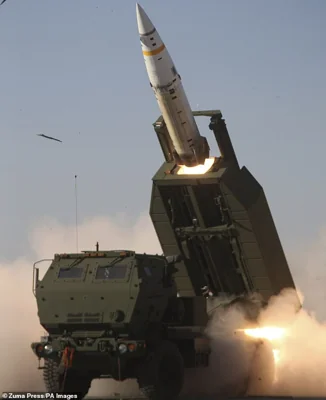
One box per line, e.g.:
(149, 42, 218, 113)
(43, 359, 92, 398)
(246, 339, 275, 395)
(137, 340, 184, 400)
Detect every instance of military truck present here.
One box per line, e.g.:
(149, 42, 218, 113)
(31, 110, 300, 400)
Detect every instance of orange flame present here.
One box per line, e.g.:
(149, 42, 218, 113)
(243, 326, 286, 342)
(177, 157, 215, 175)
(242, 326, 287, 383)
(242, 325, 287, 383)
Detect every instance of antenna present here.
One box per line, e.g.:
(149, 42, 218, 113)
(75, 175, 79, 253)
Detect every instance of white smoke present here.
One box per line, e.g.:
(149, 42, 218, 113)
(256, 226, 326, 396)
(259, 289, 326, 396)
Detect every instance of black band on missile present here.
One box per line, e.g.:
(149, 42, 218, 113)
(140, 27, 156, 37)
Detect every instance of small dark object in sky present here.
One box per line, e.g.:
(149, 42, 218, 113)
(37, 134, 62, 143)
(0, 0, 8, 5)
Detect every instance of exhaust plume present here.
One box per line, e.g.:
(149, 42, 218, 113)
(258, 288, 326, 396)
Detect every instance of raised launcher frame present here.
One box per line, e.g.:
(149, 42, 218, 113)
(150, 110, 299, 305)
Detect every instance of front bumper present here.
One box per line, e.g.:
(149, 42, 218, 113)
(31, 337, 147, 361)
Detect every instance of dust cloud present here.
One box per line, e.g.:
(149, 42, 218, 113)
(1, 214, 326, 396)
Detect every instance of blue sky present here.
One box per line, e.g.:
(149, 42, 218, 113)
(0, 0, 325, 262)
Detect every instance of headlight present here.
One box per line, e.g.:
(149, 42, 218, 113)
(44, 344, 53, 355)
(118, 343, 127, 354)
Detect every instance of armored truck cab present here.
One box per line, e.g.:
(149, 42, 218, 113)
(33, 250, 180, 337)
(31, 250, 209, 399)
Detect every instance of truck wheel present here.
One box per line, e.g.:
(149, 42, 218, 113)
(137, 340, 184, 400)
(246, 340, 275, 395)
(43, 359, 92, 398)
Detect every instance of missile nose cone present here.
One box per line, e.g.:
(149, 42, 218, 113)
(136, 3, 155, 36)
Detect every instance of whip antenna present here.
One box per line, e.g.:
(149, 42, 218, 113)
(75, 174, 79, 253)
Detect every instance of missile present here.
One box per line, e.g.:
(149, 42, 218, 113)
(136, 3, 209, 167)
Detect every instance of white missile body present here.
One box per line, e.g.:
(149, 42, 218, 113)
(136, 4, 209, 167)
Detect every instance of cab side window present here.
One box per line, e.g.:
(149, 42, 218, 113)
(95, 265, 128, 280)
(58, 267, 83, 279)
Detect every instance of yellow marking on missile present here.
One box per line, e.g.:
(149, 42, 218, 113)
(143, 43, 165, 56)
